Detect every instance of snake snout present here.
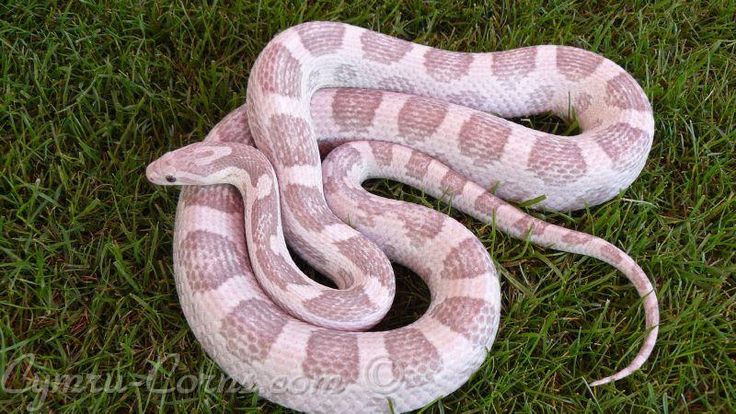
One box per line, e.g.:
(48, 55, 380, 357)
(145, 161, 163, 185)
(146, 153, 177, 186)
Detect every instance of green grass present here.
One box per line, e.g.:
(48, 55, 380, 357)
(2, 1, 735, 412)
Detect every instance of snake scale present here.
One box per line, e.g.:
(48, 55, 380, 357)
(146, 22, 659, 413)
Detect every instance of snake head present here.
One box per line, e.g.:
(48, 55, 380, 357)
(146, 143, 235, 186)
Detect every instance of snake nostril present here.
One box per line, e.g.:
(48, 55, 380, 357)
(165, 175, 177, 183)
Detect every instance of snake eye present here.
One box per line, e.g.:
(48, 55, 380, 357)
(165, 175, 177, 183)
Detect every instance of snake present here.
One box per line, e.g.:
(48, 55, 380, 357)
(146, 22, 659, 413)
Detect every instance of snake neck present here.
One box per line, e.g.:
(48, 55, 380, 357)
(200, 143, 277, 194)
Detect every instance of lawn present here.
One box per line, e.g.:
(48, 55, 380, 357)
(2, 1, 735, 412)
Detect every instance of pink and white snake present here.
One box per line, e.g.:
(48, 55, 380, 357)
(146, 21, 659, 413)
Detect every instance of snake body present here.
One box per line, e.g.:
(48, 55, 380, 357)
(147, 22, 659, 413)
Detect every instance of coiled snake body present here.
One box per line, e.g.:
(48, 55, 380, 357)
(147, 22, 659, 413)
